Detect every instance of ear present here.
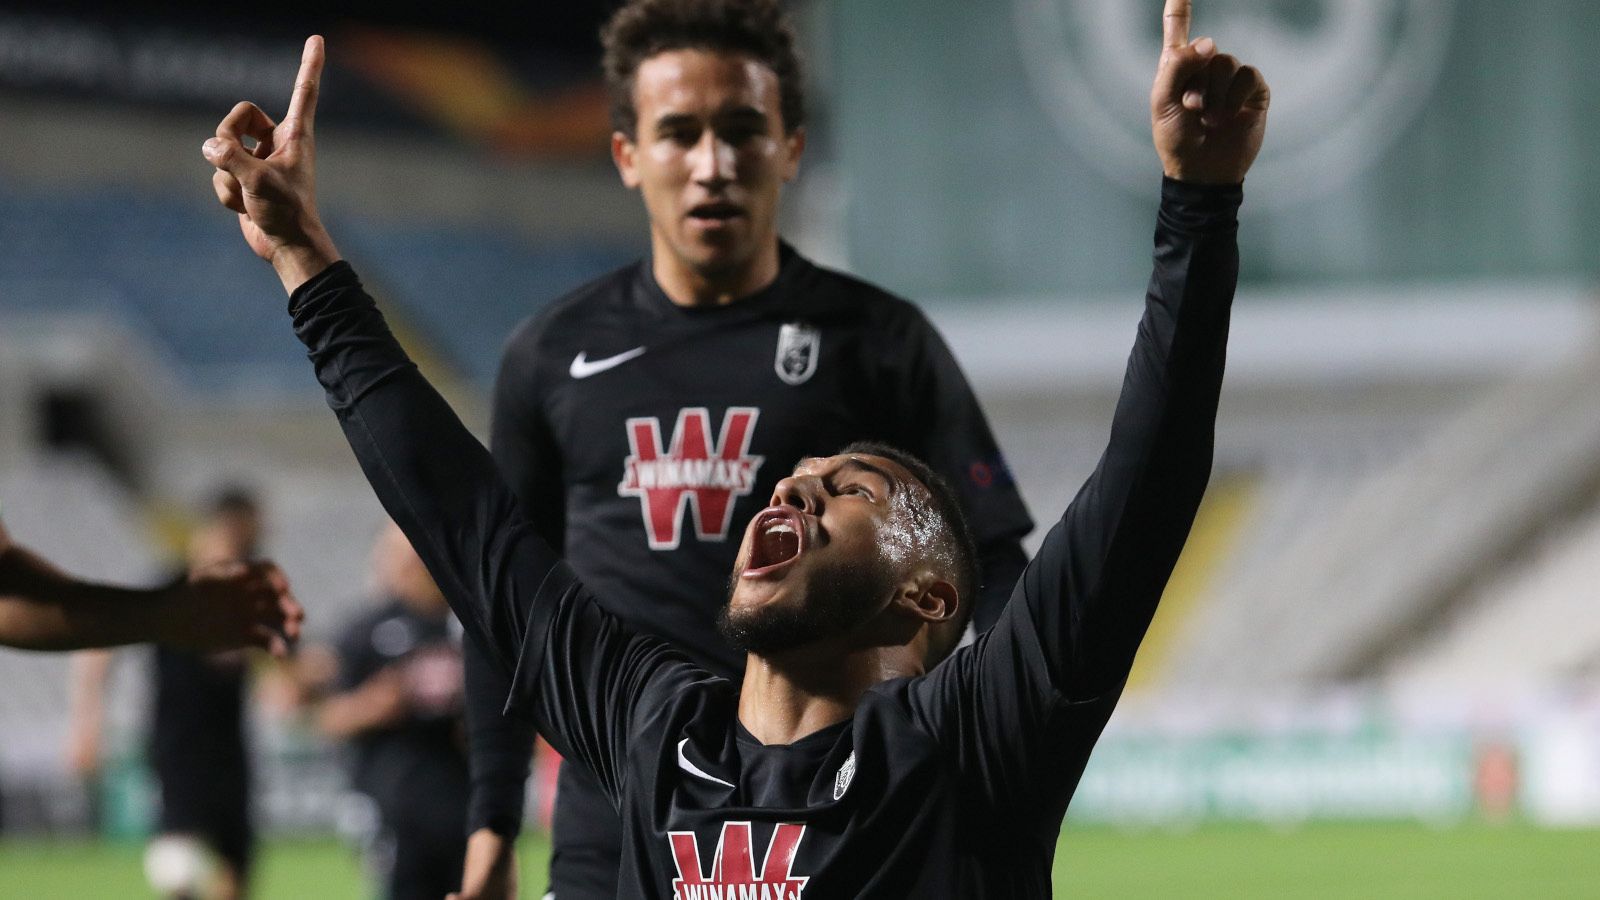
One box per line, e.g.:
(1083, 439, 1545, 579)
(612, 131, 641, 189)
(781, 126, 806, 183)
(890, 571, 959, 627)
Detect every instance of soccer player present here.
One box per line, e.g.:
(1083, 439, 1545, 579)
(0, 506, 299, 653)
(316, 523, 470, 900)
(69, 488, 278, 900)
(203, 0, 1267, 892)
(466, 1, 1033, 895)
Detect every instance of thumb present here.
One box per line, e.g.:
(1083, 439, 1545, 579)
(1152, 36, 1216, 111)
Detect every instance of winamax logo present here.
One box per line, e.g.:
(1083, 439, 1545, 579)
(1011, 0, 1455, 209)
(668, 822, 809, 900)
(618, 408, 765, 550)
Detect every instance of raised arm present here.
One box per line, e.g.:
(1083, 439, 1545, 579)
(203, 38, 704, 798)
(1002, 0, 1268, 693)
(200, 36, 535, 665)
(908, 0, 1267, 816)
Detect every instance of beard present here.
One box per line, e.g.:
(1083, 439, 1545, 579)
(717, 555, 895, 656)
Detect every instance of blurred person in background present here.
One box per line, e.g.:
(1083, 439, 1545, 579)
(457, 1, 1033, 895)
(0, 507, 298, 654)
(297, 522, 470, 900)
(69, 487, 272, 900)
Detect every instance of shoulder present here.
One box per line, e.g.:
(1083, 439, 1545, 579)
(501, 260, 644, 358)
(791, 254, 918, 318)
(781, 255, 947, 387)
(792, 254, 939, 342)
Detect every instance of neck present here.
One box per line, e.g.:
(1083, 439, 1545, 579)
(651, 234, 781, 308)
(735, 645, 922, 745)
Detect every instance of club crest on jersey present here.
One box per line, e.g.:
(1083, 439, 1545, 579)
(619, 408, 765, 550)
(668, 822, 809, 900)
(832, 752, 856, 800)
(774, 322, 820, 386)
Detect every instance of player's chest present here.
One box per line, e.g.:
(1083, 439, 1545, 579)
(632, 725, 955, 897)
(542, 319, 889, 481)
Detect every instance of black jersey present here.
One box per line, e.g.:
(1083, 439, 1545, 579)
(289, 178, 1240, 897)
(333, 599, 470, 899)
(464, 241, 1034, 840)
(332, 598, 467, 806)
(149, 635, 252, 872)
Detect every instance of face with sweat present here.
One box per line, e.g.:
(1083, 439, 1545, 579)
(719, 453, 962, 657)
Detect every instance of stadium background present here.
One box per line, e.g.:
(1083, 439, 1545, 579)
(1, 0, 1597, 896)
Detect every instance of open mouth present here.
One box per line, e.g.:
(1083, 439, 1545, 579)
(688, 201, 744, 224)
(743, 507, 805, 577)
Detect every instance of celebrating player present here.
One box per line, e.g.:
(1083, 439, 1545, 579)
(466, 1, 1032, 895)
(0, 508, 299, 654)
(203, 0, 1267, 893)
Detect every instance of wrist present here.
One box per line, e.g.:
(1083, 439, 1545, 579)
(1161, 165, 1243, 188)
(146, 582, 194, 647)
(270, 228, 342, 295)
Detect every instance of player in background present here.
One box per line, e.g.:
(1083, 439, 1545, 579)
(0, 507, 298, 654)
(69, 488, 279, 900)
(200, 0, 1267, 891)
(300, 523, 471, 900)
(463, 1, 1032, 894)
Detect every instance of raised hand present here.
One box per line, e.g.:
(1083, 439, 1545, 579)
(1151, 0, 1270, 185)
(171, 560, 305, 657)
(203, 35, 340, 292)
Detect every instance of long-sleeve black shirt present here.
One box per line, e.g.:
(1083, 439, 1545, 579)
(289, 178, 1240, 897)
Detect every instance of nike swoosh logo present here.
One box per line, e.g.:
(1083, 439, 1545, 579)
(569, 347, 646, 379)
(677, 738, 735, 788)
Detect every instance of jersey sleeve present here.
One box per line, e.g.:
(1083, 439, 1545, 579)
(903, 178, 1242, 823)
(289, 264, 701, 802)
(882, 306, 1033, 633)
(459, 317, 566, 838)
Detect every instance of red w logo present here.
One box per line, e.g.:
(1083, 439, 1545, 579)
(618, 408, 765, 550)
(668, 822, 809, 899)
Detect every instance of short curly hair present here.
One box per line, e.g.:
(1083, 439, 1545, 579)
(601, 0, 806, 138)
(837, 441, 980, 666)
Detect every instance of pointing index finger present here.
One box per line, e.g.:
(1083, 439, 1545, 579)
(284, 35, 324, 139)
(1163, 0, 1192, 49)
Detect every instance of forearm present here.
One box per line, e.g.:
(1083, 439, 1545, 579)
(464, 637, 534, 838)
(0, 547, 180, 650)
(289, 262, 557, 677)
(317, 680, 402, 739)
(1035, 178, 1240, 695)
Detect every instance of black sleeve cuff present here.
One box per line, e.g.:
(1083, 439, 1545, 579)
(287, 260, 360, 317)
(1158, 177, 1243, 234)
(467, 783, 529, 838)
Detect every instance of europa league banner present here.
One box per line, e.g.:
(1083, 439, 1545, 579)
(828, 0, 1600, 296)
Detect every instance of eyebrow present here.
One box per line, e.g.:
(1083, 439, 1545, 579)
(716, 106, 768, 123)
(836, 458, 898, 497)
(653, 112, 702, 131)
(654, 106, 768, 129)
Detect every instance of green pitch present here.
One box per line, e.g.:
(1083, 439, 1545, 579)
(0, 823, 1594, 898)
